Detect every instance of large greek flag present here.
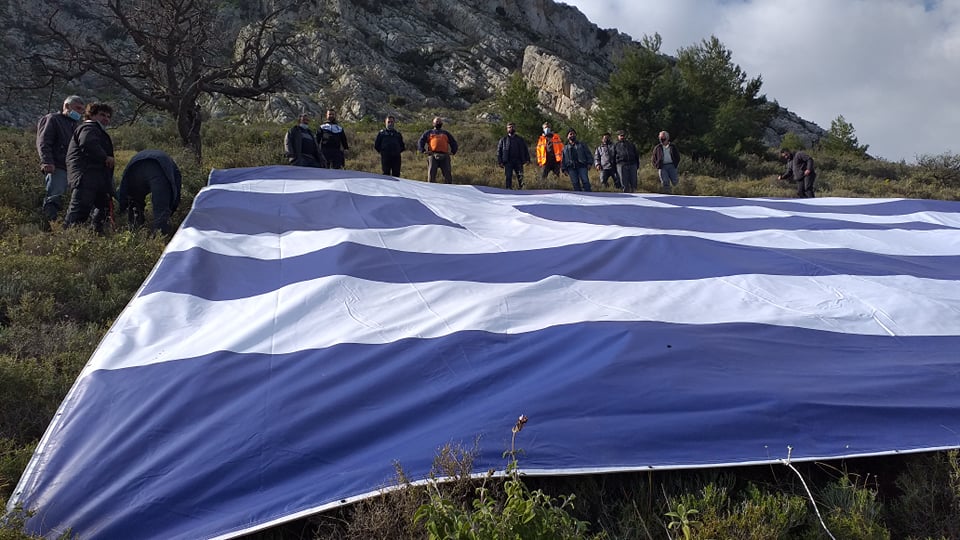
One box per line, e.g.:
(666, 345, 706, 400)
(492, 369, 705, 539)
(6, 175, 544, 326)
(9, 166, 960, 539)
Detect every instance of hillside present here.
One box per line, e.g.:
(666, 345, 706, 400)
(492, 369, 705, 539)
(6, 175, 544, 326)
(0, 0, 825, 147)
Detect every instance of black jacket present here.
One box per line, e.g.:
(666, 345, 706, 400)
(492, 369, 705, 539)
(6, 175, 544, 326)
(496, 134, 531, 166)
(66, 121, 115, 192)
(374, 128, 406, 155)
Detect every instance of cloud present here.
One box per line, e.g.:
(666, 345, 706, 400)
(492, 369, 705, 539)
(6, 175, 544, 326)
(562, 0, 960, 162)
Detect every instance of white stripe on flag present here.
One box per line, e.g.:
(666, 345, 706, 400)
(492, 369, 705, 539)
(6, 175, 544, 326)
(85, 273, 960, 373)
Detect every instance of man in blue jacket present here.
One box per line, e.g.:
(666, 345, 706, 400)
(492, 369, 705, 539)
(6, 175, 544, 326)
(561, 129, 593, 192)
(117, 150, 182, 235)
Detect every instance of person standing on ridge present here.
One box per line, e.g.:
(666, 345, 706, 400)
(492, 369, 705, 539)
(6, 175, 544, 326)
(560, 128, 593, 192)
(64, 103, 116, 234)
(318, 109, 349, 169)
(613, 130, 640, 193)
(595, 132, 621, 190)
(374, 115, 406, 176)
(536, 121, 563, 182)
(496, 122, 531, 189)
(36, 95, 85, 226)
(284, 113, 325, 167)
(652, 130, 681, 194)
(417, 116, 459, 184)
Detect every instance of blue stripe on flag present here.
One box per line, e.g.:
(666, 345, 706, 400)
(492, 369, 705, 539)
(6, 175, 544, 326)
(183, 189, 463, 234)
(19, 321, 960, 540)
(520, 203, 960, 231)
(141, 236, 960, 300)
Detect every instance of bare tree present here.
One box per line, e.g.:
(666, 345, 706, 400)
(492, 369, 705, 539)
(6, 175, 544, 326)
(14, 0, 304, 162)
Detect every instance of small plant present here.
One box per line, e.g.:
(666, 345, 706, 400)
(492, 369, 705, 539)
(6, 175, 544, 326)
(665, 502, 699, 540)
(414, 415, 600, 539)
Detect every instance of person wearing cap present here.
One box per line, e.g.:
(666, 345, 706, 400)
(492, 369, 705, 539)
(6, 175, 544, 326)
(652, 130, 681, 193)
(560, 128, 593, 192)
(613, 130, 640, 193)
(36, 95, 85, 225)
(535, 121, 564, 182)
(595, 132, 621, 190)
(777, 147, 816, 197)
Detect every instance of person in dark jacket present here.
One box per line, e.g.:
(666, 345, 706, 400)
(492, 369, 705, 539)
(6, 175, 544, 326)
(496, 122, 531, 190)
(374, 115, 406, 176)
(560, 129, 593, 192)
(417, 116, 459, 184)
(778, 147, 817, 198)
(651, 130, 681, 194)
(284, 113, 325, 167)
(318, 109, 349, 169)
(613, 130, 640, 193)
(36, 95, 85, 223)
(116, 150, 182, 235)
(64, 103, 115, 233)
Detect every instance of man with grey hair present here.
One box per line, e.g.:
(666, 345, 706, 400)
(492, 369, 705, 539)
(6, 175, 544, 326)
(36, 95, 85, 225)
(651, 130, 681, 193)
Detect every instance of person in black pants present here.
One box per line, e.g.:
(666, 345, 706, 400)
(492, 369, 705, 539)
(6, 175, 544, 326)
(778, 147, 816, 198)
(117, 150, 182, 235)
(374, 115, 406, 176)
(64, 103, 115, 234)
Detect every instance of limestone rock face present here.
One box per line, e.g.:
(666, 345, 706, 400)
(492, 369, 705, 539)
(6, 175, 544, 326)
(2, 0, 824, 148)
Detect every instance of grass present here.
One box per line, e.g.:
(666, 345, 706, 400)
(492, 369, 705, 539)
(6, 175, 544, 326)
(2, 116, 960, 538)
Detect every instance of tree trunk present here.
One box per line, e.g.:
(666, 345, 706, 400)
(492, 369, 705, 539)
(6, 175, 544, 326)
(177, 101, 203, 165)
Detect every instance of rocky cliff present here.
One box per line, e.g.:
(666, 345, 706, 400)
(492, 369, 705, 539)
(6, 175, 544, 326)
(1, 0, 825, 147)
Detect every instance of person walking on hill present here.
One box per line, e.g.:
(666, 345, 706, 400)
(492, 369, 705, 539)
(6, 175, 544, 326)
(595, 132, 621, 190)
(496, 122, 531, 190)
(417, 116, 459, 184)
(536, 122, 564, 182)
(318, 109, 349, 169)
(64, 103, 115, 234)
(116, 149, 182, 236)
(36, 95, 85, 226)
(374, 115, 406, 176)
(652, 130, 681, 193)
(561, 129, 593, 192)
(614, 130, 640, 193)
(284, 113, 325, 168)
(778, 147, 817, 198)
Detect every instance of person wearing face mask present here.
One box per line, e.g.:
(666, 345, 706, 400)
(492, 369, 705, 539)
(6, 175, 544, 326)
(284, 113, 326, 168)
(536, 121, 564, 182)
(496, 122, 531, 190)
(318, 109, 349, 169)
(417, 116, 459, 184)
(560, 128, 593, 192)
(36, 95, 85, 226)
(651, 130, 681, 194)
(374, 115, 406, 176)
(64, 103, 116, 234)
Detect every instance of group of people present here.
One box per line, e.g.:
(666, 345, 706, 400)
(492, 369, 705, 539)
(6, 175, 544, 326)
(36, 95, 181, 234)
(289, 113, 687, 194)
(498, 121, 682, 194)
(39, 99, 817, 235)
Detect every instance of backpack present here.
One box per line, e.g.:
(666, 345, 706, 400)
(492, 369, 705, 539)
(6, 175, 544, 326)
(427, 132, 449, 154)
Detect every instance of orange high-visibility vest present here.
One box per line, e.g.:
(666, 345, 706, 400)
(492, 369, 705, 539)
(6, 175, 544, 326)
(536, 133, 564, 166)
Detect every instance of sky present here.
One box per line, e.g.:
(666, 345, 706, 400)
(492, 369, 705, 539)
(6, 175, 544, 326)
(561, 0, 960, 163)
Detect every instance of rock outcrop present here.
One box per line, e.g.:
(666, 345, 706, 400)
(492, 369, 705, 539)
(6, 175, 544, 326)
(1, 0, 825, 148)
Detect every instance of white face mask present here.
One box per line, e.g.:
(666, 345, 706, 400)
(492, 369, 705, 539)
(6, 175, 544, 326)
(543, 128, 551, 135)
(299, 123, 309, 130)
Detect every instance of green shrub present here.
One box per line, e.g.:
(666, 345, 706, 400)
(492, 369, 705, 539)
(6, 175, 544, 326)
(889, 451, 960, 539)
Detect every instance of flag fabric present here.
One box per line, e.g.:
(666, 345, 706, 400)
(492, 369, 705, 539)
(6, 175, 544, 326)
(9, 165, 960, 539)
